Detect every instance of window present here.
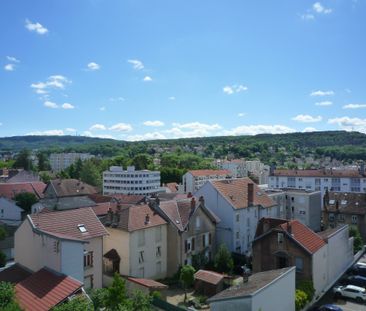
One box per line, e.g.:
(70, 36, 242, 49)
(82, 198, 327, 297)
(328, 213, 335, 222)
(156, 246, 161, 257)
(196, 217, 201, 229)
(0, 209, 3, 217)
(236, 231, 240, 239)
(155, 226, 162, 242)
(138, 231, 145, 246)
(202, 234, 206, 248)
(352, 215, 358, 224)
(295, 257, 304, 272)
(236, 214, 240, 222)
(139, 251, 144, 263)
(277, 233, 284, 244)
(78, 224, 87, 233)
(338, 214, 345, 222)
(84, 251, 93, 268)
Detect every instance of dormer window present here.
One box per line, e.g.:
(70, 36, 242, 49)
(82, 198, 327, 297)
(78, 224, 87, 233)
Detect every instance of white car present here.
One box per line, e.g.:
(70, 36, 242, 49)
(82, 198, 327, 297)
(333, 284, 366, 303)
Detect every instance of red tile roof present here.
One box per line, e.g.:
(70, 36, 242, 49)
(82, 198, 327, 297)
(273, 169, 363, 178)
(91, 202, 119, 216)
(0, 264, 32, 284)
(48, 179, 98, 197)
(15, 268, 83, 311)
(188, 169, 231, 177)
(110, 194, 146, 205)
(30, 207, 108, 241)
(194, 270, 224, 285)
(211, 178, 276, 209)
(279, 220, 326, 254)
(128, 277, 168, 289)
(0, 182, 46, 200)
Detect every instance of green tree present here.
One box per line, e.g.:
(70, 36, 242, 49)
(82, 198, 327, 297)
(131, 154, 153, 170)
(74, 159, 83, 179)
(349, 226, 364, 253)
(295, 289, 308, 311)
(14, 192, 38, 214)
(89, 288, 108, 310)
(105, 273, 128, 310)
(80, 161, 101, 188)
(129, 290, 153, 311)
(214, 244, 234, 273)
(37, 151, 50, 171)
(180, 265, 195, 302)
(13, 149, 33, 171)
(0, 282, 21, 310)
(39, 172, 51, 184)
(52, 296, 92, 311)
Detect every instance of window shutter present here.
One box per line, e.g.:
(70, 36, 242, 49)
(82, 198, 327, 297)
(209, 233, 212, 245)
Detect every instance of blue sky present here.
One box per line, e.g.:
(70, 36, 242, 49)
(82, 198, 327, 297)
(0, 0, 365, 141)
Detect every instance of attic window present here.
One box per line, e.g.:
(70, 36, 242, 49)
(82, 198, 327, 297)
(78, 224, 87, 233)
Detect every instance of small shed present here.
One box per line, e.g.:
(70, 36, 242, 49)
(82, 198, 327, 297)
(194, 270, 225, 297)
(127, 277, 168, 299)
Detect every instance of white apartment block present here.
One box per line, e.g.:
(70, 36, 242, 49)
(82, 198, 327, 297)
(103, 166, 161, 196)
(50, 153, 94, 172)
(215, 159, 248, 178)
(269, 168, 366, 198)
(182, 169, 232, 194)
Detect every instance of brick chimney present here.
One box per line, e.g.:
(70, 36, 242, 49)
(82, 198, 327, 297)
(198, 196, 205, 207)
(191, 197, 196, 210)
(248, 183, 254, 207)
(145, 213, 150, 225)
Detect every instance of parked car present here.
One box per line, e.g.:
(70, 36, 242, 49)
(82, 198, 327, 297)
(333, 284, 366, 303)
(309, 304, 343, 311)
(350, 265, 366, 277)
(342, 275, 366, 288)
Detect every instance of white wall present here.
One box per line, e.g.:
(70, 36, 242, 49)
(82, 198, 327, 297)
(0, 198, 23, 221)
(312, 245, 328, 296)
(61, 241, 84, 283)
(84, 237, 104, 288)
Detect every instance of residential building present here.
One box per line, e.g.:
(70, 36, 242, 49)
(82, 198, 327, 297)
(43, 179, 98, 199)
(194, 270, 225, 297)
(323, 191, 366, 240)
(265, 188, 321, 231)
(0, 182, 46, 200)
(102, 203, 168, 280)
(269, 168, 366, 198)
(245, 160, 270, 185)
(103, 166, 161, 196)
(15, 207, 108, 289)
(252, 218, 353, 296)
(195, 178, 280, 255)
(215, 159, 248, 178)
(153, 196, 219, 276)
(49, 153, 94, 172)
(207, 267, 296, 311)
(0, 264, 85, 311)
(182, 169, 232, 194)
(5, 169, 40, 183)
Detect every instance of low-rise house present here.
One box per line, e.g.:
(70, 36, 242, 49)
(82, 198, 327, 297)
(182, 169, 232, 194)
(323, 191, 366, 240)
(102, 204, 168, 281)
(194, 270, 225, 297)
(15, 207, 108, 289)
(5, 170, 40, 183)
(195, 178, 280, 255)
(252, 218, 353, 296)
(126, 277, 168, 298)
(43, 179, 98, 199)
(0, 182, 46, 200)
(207, 267, 296, 311)
(0, 197, 24, 224)
(153, 196, 219, 275)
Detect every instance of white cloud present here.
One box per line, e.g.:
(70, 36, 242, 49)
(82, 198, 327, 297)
(169, 96, 176, 101)
(87, 62, 100, 71)
(143, 120, 165, 127)
(127, 59, 144, 70)
(165, 122, 222, 138)
(44, 101, 58, 109)
(26, 129, 64, 136)
(4, 64, 14, 71)
(25, 19, 48, 35)
(310, 90, 334, 96)
(343, 104, 366, 109)
(65, 128, 76, 133)
(313, 2, 332, 14)
(292, 114, 322, 123)
(90, 124, 107, 131)
(328, 116, 366, 133)
(109, 123, 133, 132)
(303, 127, 317, 132)
(238, 113, 245, 117)
(172, 122, 222, 131)
(127, 132, 167, 141)
(223, 125, 296, 136)
(143, 76, 152, 82)
(223, 84, 248, 95)
(6, 56, 20, 63)
(61, 103, 74, 109)
(31, 75, 71, 94)
(315, 101, 333, 106)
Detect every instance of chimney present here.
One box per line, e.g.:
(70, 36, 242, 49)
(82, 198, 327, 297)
(191, 197, 196, 210)
(145, 213, 150, 225)
(248, 183, 254, 207)
(187, 192, 193, 198)
(198, 196, 205, 207)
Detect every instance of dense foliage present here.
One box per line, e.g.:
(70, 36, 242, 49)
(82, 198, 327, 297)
(180, 265, 196, 302)
(14, 192, 39, 214)
(295, 289, 308, 311)
(349, 226, 364, 253)
(214, 244, 234, 273)
(0, 282, 21, 310)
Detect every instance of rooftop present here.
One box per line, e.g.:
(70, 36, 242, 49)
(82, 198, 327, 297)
(0, 182, 46, 200)
(325, 192, 366, 215)
(127, 277, 168, 289)
(0, 264, 32, 284)
(273, 169, 363, 178)
(48, 179, 98, 198)
(194, 270, 224, 285)
(188, 169, 231, 177)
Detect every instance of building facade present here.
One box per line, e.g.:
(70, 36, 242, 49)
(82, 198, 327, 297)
(103, 166, 161, 196)
(50, 153, 94, 172)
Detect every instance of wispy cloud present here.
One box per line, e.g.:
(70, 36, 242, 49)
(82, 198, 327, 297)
(4, 56, 20, 71)
(310, 90, 334, 96)
(223, 84, 248, 95)
(168, 96, 176, 101)
(128, 59, 144, 70)
(4, 64, 15, 71)
(90, 124, 107, 131)
(315, 101, 333, 106)
(6, 56, 20, 63)
(328, 116, 366, 132)
(127, 132, 167, 141)
(223, 125, 295, 136)
(109, 97, 125, 102)
(25, 19, 48, 35)
(303, 127, 317, 132)
(44, 101, 58, 109)
(109, 123, 133, 132)
(292, 114, 322, 123)
(143, 120, 165, 127)
(86, 62, 100, 71)
(100, 106, 106, 111)
(26, 129, 64, 136)
(343, 104, 366, 109)
(238, 113, 245, 117)
(301, 13, 315, 20)
(61, 103, 75, 109)
(313, 2, 332, 14)
(143, 76, 152, 82)
(31, 75, 71, 94)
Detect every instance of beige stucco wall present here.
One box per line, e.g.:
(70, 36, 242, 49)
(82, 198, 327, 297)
(84, 237, 104, 289)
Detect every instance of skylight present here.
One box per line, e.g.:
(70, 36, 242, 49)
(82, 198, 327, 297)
(78, 224, 87, 233)
(329, 200, 335, 205)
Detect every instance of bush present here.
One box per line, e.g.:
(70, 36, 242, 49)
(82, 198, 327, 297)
(295, 289, 308, 311)
(296, 280, 315, 302)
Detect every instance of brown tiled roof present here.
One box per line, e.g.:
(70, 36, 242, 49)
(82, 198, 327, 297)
(208, 267, 294, 301)
(255, 218, 288, 237)
(102, 204, 167, 232)
(273, 169, 363, 178)
(15, 268, 83, 311)
(279, 220, 326, 254)
(48, 179, 98, 197)
(325, 192, 366, 215)
(91, 202, 120, 217)
(166, 182, 179, 193)
(0, 264, 32, 284)
(128, 277, 168, 289)
(109, 194, 145, 205)
(188, 169, 231, 177)
(88, 193, 113, 203)
(0, 182, 46, 200)
(194, 270, 224, 285)
(211, 178, 276, 209)
(30, 207, 108, 241)
(103, 248, 121, 261)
